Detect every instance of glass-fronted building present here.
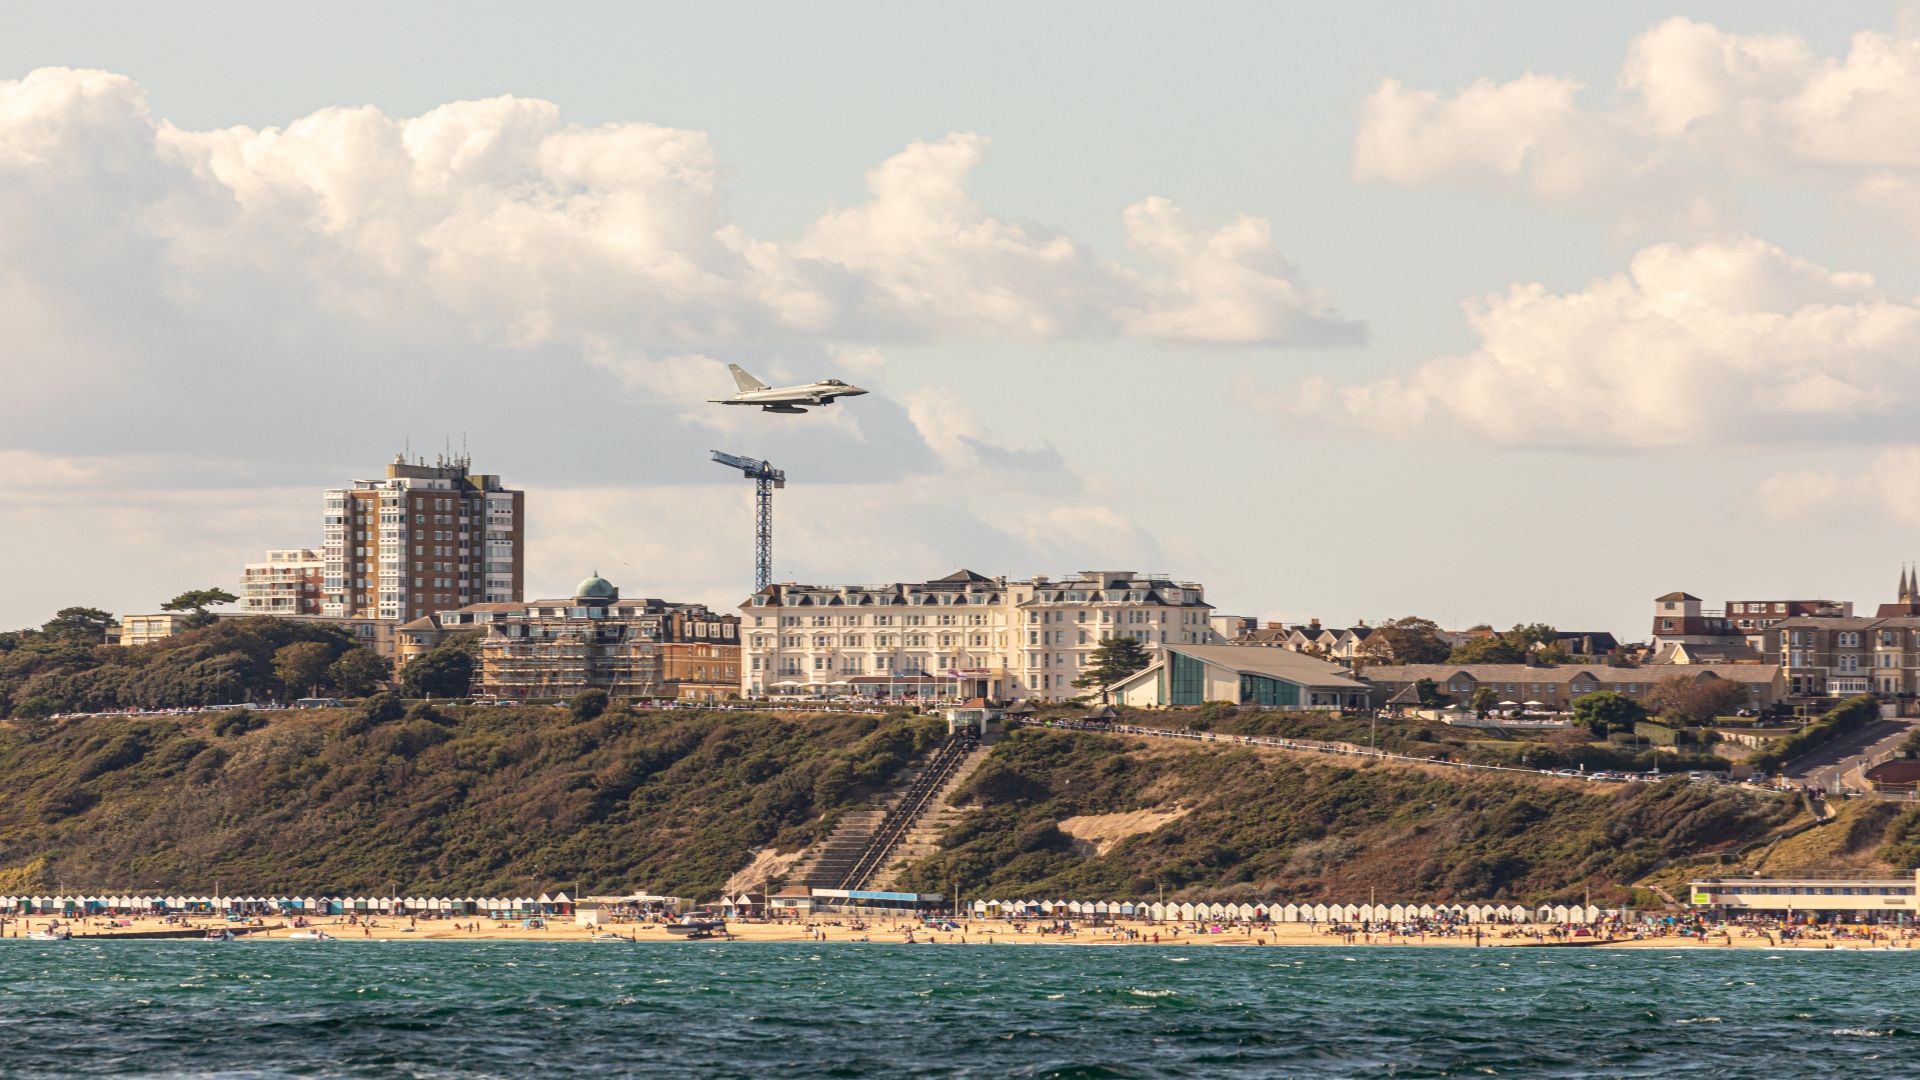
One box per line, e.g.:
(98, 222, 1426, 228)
(1108, 642, 1370, 711)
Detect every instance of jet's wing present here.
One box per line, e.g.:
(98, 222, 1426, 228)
(728, 364, 769, 392)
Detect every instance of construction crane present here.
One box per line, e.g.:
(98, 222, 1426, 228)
(710, 451, 785, 591)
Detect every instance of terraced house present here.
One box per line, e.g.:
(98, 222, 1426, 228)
(1359, 663, 1785, 711)
(1767, 570, 1920, 701)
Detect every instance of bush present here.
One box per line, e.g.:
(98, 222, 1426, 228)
(570, 689, 610, 722)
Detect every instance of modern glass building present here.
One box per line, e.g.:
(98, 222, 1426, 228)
(1108, 642, 1371, 711)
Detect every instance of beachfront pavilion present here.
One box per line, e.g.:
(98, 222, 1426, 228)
(1690, 871, 1920, 922)
(1104, 642, 1370, 710)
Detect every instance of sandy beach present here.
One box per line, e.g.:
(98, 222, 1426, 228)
(8, 914, 1913, 951)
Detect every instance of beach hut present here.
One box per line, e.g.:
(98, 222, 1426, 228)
(1278, 903, 1296, 922)
(1417, 904, 1436, 919)
(1067, 901, 1083, 916)
(1177, 902, 1196, 922)
(1583, 905, 1601, 924)
(1388, 904, 1406, 922)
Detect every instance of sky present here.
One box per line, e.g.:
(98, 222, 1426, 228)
(5, 0, 1920, 637)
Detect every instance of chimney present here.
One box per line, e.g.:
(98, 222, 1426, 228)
(1266, 621, 1282, 630)
(1309, 617, 1321, 631)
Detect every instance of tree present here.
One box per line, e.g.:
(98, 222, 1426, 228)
(1412, 678, 1443, 706)
(161, 588, 238, 629)
(41, 607, 114, 642)
(160, 588, 239, 615)
(1903, 727, 1920, 758)
(1469, 686, 1500, 716)
(570, 689, 610, 721)
(1448, 636, 1527, 664)
(1647, 676, 1751, 725)
(328, 648, 391, 697)
(1073, 637, 1151, 689)
(1359, 617, 1451, 665)
(273, 642, 334, 697)
(1532, 643, 1573, 665)
(361, 691, 405, 725)
(1508, 623, 1558, 647)
(1572, 690, 1648, 738)
(400, 634, 479, 698)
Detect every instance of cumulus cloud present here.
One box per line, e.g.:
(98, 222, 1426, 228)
(1755, 446, 1920, 528)
(1353, 16, 1920, 234)
(0, 67, 1354, 376)
(1283, 237, 1920, 449)
(0, 67, 1261, 625)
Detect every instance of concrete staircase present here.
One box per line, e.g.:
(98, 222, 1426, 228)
(789, 807, 896, 890)
(784, 734, 994, 892)
(868, 742, 993, 891)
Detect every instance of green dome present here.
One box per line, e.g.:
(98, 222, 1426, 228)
(574, 572, 619, 601)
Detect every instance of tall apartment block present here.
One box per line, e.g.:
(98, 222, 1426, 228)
(321, 455, 525, 622)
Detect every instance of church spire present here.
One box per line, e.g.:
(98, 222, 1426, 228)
(1905, 564, 1915, 603)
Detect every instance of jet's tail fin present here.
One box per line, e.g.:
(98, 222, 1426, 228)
(728, 364, 769, 392)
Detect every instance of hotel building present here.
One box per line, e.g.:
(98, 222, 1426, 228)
(738, 569, 1217, 702)
(321, 455, 524, 623)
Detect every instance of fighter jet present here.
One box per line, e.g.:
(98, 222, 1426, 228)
(710, 364, 869, 413)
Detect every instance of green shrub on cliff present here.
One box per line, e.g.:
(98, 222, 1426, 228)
(0, 707, 944, 900)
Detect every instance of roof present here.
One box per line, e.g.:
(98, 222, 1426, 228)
(398, 617, 438, 631)
(1362, 663, 1780, 687)
(1655, 592, 1701, 602)
(1155, 642, 1368, 690)
(1768, 616, 1886, 630)
(574, 573, 618, 600)
(934, 569, 996, 583)
(1385, 684, 1423, 704)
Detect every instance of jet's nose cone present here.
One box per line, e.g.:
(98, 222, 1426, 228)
(846, 385, 869, 396)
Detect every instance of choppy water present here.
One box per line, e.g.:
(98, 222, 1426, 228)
(0, 941, 1914, 1077)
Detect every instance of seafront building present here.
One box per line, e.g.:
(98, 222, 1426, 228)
(321, 454, 525, 624)
(403, 574, 739, 702)
(1103, 642, 1371, 710)
(1689, 871, 1919, 919)
(240, 548, 326, 616)
(737, 569, 1218, 701)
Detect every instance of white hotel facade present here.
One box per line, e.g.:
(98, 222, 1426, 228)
(738, 569, 1219, 701)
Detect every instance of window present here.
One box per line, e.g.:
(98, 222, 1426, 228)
(1170, 651, 1206, 706)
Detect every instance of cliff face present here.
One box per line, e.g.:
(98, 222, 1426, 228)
(0, 707, 944, 899)
(0, 710, 1873, 907)
(896, 729, 1807, 905)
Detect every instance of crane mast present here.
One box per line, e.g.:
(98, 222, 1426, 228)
(709, 451, 785, 591)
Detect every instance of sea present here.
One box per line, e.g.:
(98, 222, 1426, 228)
(0, 941, 1913, 1078)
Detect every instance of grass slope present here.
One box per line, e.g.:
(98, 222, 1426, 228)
(897, 728, 1800, 904)
(0, 706, 944, 899)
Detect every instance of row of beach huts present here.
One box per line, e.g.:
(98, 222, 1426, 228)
(966, 899, 1620, 924)
(0, 893, 583, 917)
